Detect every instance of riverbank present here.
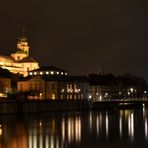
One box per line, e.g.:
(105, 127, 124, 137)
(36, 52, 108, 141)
(0, 99, 92, 114)
(0, 99, 148, 114)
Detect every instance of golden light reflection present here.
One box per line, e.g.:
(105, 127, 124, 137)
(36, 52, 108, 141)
(50, 136, 54, 148)
(7, 124, 28, 148)
(67, 116, 81, 144)
(29, 129, 32, 148)
(0, 124, 2, 136)
(75, 117, 81, 143)
(45, 135, 49, 148)
(89, 112, 93, 132)
(96, 116, 99, 137)
(62, 119, 65, 142)
(143, 106, 148, 140)
(119, 111, 123, 138)
(128, 112, 134, 141)
(96, 113, 103, 138)
(145, 118, 148, 140)
(105, 112, 109, 139)
(68, 118, 74, 143)
(33, 128, 37, 148)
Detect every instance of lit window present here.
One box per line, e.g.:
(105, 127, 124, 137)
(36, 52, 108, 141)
(65, 73, 68, 75)
(40, 72, 43, 75)
(51, 71, 54, 75)
(61, 89, 65, 93)
(46, 71, 49, 75)
(34, 72, 37, 75)
(52, 94, 55, 100)
(61, 72, 63, 75)
(29, 72, 32, 75)
(61, 94, 63, 99)
(57, 71, 59, 74)
(70, 94, 72, 99)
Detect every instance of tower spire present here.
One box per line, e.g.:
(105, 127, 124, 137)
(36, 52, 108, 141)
(17, 27, 30, 56)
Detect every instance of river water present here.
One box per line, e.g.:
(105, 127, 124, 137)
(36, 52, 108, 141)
(0, 108, 148, 148)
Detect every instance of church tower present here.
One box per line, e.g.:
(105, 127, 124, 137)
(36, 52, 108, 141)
(0, 27, 39, 77)
(17, 28, 30, 56)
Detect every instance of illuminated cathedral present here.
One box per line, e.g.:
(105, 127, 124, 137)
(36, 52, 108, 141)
(0, 30, 39, 76)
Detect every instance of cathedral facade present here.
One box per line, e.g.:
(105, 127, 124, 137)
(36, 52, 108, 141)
(0, 30, 39, 76)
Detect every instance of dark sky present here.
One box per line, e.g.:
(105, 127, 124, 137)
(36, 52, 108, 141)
(0, 0, 148, 79)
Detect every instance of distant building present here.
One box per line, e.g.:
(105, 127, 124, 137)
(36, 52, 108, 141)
(18, 66, 89, 100)
(88, 74, 122, 101)
(0, 29, 39, 76)
(89, 85, 122, 101)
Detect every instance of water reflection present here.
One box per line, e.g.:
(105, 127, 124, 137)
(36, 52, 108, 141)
(119, 111, 122, 138)
(143, 105, 148, 140)
(105, 112, 109, 139)
(0, 109, 148, 148)
(128, 112, 134, 141)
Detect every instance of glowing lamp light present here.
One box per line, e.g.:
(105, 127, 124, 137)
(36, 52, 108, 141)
(51, 71, 54, 75)
(89, 95, 92, 99)
(39, 121, 42, 127)
(105, 93, 108, 96)
(128, 92, 130, 95)
(99, 95, 102, 101)
(130, 88, 134, 93)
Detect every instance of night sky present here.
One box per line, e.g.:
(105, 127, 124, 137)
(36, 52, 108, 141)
(0, 0, 148, 79)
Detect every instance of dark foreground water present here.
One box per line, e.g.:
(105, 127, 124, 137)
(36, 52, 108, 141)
(0, 108, 148, 148)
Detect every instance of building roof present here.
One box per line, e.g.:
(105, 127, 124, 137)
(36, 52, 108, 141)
(19, 75, 88, 83)
(0, 54, 15, 63)
(29, 66, 67, 72)
(19, 56, 37, 63)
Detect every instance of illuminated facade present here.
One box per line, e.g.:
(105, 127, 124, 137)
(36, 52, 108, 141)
(0, 30, 39, 76)
(17, 73, 89, 100)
